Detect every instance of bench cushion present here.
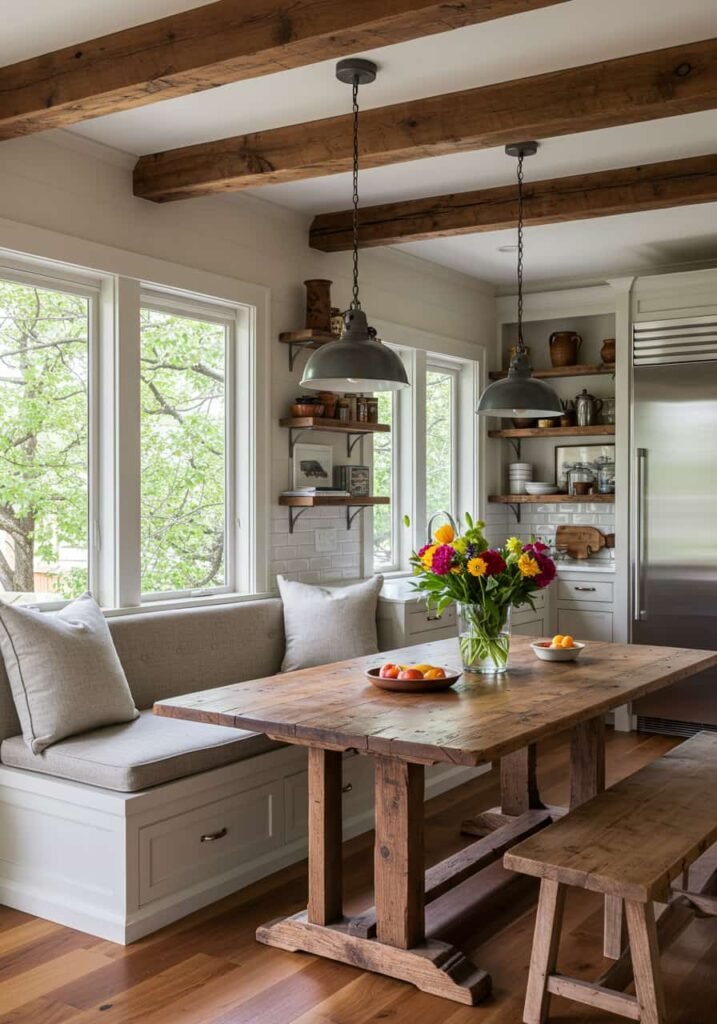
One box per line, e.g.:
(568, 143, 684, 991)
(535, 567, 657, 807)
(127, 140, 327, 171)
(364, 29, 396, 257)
(0, 710, 282, 792)
(504, 731, 717, 903)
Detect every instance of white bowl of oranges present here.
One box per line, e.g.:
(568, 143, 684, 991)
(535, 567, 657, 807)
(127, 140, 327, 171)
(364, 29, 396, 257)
(531, 634, 585, 662)
(367, 662, 460, 692)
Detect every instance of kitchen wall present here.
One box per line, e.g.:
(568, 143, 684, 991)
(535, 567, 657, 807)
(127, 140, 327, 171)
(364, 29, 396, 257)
(0, 131, 496, 592)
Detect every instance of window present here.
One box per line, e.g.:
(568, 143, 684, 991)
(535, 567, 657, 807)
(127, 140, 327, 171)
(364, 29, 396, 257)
(140, 304, 230, 598)
(425, 364, 457, 522)
(0, 275, 93, 601)
(372, 391, 397, 570)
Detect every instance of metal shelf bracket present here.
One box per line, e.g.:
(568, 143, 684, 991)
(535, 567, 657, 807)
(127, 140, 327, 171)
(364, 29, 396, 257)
(508, 503, 522, 523)
(508, 437, 522, 459)
(346, 505, 368, 530)
(346, 433, 364, 458)
(287, 506, 311, 534)
(288, 427, 312, 457)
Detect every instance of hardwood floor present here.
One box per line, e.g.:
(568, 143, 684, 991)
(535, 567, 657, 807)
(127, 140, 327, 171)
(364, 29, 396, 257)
(1, 729, 715, 1024)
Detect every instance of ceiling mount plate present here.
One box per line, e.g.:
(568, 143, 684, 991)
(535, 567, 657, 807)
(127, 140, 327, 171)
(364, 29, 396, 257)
(336, 58, 378, 86)
(505, 141, 539, 159)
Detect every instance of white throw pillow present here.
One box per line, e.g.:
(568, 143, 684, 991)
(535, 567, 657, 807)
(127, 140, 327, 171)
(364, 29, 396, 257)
(278, 575, 383, 673)
(0, 594, 139, 753)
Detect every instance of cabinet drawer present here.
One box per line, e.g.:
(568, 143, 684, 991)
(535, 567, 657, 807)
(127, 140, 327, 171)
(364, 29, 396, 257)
(512, 617, 545, 638)
(557, 579, 613, 604)
(406, 603, 457, 638)
(139, 779, 282, 905)
(557, 608, 613, 643)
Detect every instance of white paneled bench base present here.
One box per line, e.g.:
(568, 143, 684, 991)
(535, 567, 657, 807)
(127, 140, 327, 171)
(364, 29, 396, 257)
(0, 745, 480, 943)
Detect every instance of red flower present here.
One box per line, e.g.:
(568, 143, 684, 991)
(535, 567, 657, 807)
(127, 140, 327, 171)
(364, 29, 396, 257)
(416, 543, 432, 559)
(534, 551, 556, 588)
(523, 541, 549, 554)
(480, 549, 507, 575)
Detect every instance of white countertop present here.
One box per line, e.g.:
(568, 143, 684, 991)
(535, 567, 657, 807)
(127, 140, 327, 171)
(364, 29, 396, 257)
(556, 560, 616, 574)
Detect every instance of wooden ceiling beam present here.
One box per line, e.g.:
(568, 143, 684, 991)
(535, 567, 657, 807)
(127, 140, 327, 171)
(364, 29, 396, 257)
(309, 154, 717, 250)
(133, 37, 717, 202)
(0, 0, 568, 140)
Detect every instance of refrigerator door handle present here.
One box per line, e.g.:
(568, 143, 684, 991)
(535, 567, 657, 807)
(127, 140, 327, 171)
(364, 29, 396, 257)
(633, 447, 648, 622)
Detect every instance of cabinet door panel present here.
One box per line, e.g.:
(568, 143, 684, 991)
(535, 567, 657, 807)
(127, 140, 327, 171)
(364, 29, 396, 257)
(557, 608, 613, 643)
(512, 617, 545, 638)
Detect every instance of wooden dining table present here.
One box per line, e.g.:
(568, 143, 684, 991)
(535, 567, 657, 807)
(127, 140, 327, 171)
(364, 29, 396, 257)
(154, 635, 717, 1006)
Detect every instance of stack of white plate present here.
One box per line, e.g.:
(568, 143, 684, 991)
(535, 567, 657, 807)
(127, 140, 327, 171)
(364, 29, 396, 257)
(508, 462, 533, 495)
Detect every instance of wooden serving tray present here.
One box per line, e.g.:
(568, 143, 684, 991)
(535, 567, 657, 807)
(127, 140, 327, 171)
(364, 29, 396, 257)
(555, 525, 606, 560)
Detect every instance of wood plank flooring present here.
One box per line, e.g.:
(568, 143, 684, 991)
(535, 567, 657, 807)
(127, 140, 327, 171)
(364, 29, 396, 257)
(1, 729, 716, 1024)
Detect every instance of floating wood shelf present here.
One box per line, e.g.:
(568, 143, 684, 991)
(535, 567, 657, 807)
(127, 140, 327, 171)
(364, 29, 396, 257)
(489, 492, 614, 523)
(488, 425, 615, 439)
(279, 495, 390, 533)
(489, 494, 614, 504)
(279, 330, 334, 371)
(488, 363, 615, 381)
(281, 416, 389, 457)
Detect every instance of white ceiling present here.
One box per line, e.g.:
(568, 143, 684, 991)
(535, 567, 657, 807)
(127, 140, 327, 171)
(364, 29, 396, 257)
(2, 0, 717, 285)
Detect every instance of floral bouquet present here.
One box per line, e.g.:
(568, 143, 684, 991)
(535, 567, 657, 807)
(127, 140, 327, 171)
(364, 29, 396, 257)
(410, 515, 556, 673)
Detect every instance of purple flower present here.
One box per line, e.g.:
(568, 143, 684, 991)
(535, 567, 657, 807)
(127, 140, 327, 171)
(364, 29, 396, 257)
(430, 544, 456, 576)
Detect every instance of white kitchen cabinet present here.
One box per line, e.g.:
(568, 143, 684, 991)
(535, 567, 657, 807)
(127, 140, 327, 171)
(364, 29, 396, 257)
(557, 606, 613, 642)
(377, 579, 457, 650)
(512, 591, 547, 639)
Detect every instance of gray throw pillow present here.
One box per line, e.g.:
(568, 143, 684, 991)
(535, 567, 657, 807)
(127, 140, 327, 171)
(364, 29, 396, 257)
(278, 575, 383, 673)
(0, 594, 139, 753)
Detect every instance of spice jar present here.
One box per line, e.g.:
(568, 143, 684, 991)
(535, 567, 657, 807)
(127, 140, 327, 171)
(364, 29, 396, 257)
(367, 397, 379, 423)
(336, 398, 350, 422)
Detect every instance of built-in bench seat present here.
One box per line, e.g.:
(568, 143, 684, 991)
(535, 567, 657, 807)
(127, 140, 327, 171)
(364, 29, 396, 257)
(1, 710, 281, 792)
(0, 597, 475, 943)
(505, 731, 717, 1024)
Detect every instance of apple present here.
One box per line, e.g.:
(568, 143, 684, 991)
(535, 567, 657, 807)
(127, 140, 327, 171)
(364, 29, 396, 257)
(379, 663, 400, 679)
(398, 668, 424, 681)
(424, 667, 446, 680)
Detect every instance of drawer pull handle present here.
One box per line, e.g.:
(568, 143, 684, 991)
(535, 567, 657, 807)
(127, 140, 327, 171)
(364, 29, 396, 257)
(426, 614, 441, 621)
(342, 783, 353, 794)
(574, 586, 597, 592)
(200, 827, 228, 843)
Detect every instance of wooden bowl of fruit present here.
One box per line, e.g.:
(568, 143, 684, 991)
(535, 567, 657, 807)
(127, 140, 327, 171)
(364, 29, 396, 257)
(367, 662, 461, 693)
(531, 635, 585, 662)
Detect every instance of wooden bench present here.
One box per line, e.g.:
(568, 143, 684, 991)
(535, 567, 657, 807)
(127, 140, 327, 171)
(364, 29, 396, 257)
(504, 731, 717, 1024)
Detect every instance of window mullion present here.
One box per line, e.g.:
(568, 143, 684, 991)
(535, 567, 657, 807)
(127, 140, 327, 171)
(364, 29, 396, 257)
(114, 277, 142, 607)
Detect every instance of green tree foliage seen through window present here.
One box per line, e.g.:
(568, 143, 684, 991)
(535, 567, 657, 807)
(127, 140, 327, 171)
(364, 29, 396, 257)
(140, 308, 227, 594)
(0, 280, 89, 598)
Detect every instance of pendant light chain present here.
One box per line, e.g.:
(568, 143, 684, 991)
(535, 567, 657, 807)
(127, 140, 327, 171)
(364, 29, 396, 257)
(351, 76, 361, 310)
(516, 150, 525, 351)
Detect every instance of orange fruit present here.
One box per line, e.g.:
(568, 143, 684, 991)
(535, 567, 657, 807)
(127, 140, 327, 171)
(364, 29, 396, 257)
(560, 635, 575, 649)
(551, 635, 564, 647)
(423, 667, 446, 680)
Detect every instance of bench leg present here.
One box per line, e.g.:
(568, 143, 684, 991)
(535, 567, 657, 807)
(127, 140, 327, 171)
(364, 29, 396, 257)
(524, 879, 566, 1024)
(604, 895, 625, 959)
(625, 900, 667, 1024)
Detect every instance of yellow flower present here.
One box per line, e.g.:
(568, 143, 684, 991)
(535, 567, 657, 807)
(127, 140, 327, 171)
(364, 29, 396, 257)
(421, 544, 437, 569)
(434, 523, 455, 545)
(467, 556, 488, 577)
(518, 552, 541, 578)
(453, 537, 468, 555)
(506, 537, 523, 557)
(450, 565, 463, 575)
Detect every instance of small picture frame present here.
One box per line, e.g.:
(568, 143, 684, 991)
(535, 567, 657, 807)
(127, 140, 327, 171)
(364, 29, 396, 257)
(555, 443, 615, 491)
(334, 464, 370, 497)
(292, 443, 333, 489)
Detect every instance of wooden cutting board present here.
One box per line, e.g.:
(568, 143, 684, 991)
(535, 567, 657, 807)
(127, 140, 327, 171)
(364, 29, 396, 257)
(555, 525, 606, 560)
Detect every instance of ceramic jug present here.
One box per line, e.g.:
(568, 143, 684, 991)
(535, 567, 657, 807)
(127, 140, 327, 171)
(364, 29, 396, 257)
(549, 331, 582, 367)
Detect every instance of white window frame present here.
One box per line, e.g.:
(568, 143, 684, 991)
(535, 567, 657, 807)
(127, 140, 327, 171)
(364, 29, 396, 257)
(0, 259, 101, 609)
(364, 321, 482, 577)
(425, 358, 460, 525)
(371, 384, 403, 575)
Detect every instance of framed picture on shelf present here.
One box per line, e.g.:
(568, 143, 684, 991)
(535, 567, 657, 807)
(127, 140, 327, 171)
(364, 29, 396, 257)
(292, 443, 333, 489)
(555, 444, 615, 492)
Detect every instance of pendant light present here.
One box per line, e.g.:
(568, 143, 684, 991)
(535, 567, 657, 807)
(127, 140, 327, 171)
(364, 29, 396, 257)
(301, 59, 409, 393)
(476, 142, 562, 418)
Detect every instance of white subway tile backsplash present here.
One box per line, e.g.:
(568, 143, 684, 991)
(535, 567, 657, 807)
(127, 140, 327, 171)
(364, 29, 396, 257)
(285, 558, 310, 572)
(571, 514, 599, 525)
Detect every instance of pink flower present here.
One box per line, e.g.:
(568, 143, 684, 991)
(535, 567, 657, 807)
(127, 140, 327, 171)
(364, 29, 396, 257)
(430, 544, 456, 576)
(416, 544, 432, 559)
(480, 549, 507, 575)
(523, 541, 549, 554)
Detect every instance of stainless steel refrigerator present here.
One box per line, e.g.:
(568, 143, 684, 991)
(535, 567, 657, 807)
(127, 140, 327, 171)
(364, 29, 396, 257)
(631, 314, 717, 733)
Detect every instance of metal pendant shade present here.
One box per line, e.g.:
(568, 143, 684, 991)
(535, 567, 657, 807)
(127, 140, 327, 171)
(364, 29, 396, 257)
(476, 142, 562, 419)
(301, 59, 409, 394)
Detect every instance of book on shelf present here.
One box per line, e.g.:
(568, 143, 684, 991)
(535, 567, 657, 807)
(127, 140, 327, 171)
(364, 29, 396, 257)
(281, 488, 350, 497)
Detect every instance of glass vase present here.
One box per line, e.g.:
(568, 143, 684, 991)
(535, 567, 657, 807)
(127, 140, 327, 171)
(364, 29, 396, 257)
(458, 603, 512, 674)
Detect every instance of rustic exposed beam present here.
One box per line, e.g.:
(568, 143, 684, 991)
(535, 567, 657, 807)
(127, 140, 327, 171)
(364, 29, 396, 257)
(309, 153, 717, 250)
(0, 0, 568, 140)
(133, 37, 717, 202)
